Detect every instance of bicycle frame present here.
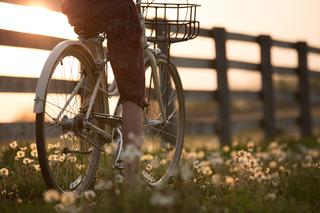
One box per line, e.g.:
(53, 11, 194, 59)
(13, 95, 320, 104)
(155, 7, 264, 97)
(34, 1, 167, 142)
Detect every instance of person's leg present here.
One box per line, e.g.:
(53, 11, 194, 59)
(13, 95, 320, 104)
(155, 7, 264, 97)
(122, 101, 143, 146)
(105, 0, 147, 187)
(105, 0, 147, 145)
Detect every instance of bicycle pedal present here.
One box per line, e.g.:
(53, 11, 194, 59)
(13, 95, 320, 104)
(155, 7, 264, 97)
(113, 160, 124, 170)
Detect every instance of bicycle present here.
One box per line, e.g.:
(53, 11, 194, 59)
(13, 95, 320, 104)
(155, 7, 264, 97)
(33, 0, 200, 193)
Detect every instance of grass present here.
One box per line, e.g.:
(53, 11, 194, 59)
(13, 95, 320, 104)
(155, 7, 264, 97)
(0, 136, 319, 213)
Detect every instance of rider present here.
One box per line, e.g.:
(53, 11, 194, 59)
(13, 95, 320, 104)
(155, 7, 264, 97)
(61, 0, 146, 144)
(61, 0, 145, 181)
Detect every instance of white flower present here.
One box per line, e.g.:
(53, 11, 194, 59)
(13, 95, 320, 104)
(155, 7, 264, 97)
(180, 163, 193, 181)
(121, 144, 141, 163)
(187, 151, 198, 161)
(30, 143, 37, 150)
(141, 154, 154, 161)
(31, 149, 38, 158)
(54, 203, 80, 213)
(61, 192, 77, 206)
(0, 168, 9, 177)
(33, 164, 41, 171)
(43, 189, 60, 203)
(269, 161, 278, 169)
(265, 192, 276, 200)
(115, 174, 124, 184)
(222, 146, 230, 153)
(225, 176, 235, 186)
(83, 190, 96, 200)
(150, 192, 175, 207)
(197, 151, 205, 159)
(201, 166, 213, 176)
(104, 146, 112, 155)
(16, 151, 25, 159)
(23, 158, 34, 165)
(76, 164, 85, 170)
(145, 164, 152, 172)
(94, 180, 113, 191)
(211, 175, 223, 185)
(20, 146, 28, 151)
(9, 141, 18, 149)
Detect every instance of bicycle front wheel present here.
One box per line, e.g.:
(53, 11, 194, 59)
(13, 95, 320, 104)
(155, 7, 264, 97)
(35, 45, 104, 193)
(142, 56, 185, 186)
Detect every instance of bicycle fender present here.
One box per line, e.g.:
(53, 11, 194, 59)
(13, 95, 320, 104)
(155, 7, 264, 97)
(33, 40, 95, 114)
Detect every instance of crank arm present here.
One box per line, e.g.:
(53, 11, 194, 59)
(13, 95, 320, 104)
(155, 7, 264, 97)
(76, 131, 105, 153)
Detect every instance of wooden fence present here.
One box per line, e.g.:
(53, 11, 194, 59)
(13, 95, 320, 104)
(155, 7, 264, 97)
(0, 1, 320, 144)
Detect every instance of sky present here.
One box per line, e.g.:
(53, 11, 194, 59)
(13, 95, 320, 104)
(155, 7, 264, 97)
(0, 0, 319, 122)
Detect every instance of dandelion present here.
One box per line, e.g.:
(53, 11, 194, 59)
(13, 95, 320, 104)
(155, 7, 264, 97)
(141, 154, 154, 161)
(16, 198, 23, 204)
(31, 149, 38, 158)
(247, 141, 255, 152)
(48, 144, 55, 150)
(83, 190, 96, 200)
(19, 146, 28, 151)
(115, 174, 124, 184)
(33, 164, 41, 171)
(208, 152, 224, 167)
(225, 176, 235, 186)
(59, 155, 66, 162)
(44, 189, 61, 203)
(187, 151, 198, 161)
(265, 192, 276, 200)
(104, 146, 112, 155)
(54, 203, 79, 213)
(9, 140, 18, 149)
(201, 166, 213, 176)
(268, 141, 278, 149)
(61, 192, 77, 206)
(94, 179, 113, 191)
(76, 164, 85, 171)
(223, 146, 230, 153)
(0, 168, 9, 177)
(22, 158, 34, 165)
(68, 156, 77, 163)
(145, 164, 152, 172)
(150, 192, 175, 207)
(121, 144, 141, 163)
(160, 159, 167, 165)
(16, 151, 25, 159)
(30, 143, 37, 150)
(197, 151, 205, 159)
(211, 174, 223, 185)
(269, 160, 278, 169)
(232, 140, 240, 147)
(180, 163, 193, 181)
(48, 154, 59, 162)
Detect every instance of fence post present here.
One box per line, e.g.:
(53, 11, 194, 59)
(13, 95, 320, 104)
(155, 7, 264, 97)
(258, 35, 276, 139)
(296, 42, 312, 137)
(212, 27, 231, 145)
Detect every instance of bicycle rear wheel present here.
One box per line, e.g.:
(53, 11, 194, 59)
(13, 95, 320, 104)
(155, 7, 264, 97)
(35, 45, 104, 192)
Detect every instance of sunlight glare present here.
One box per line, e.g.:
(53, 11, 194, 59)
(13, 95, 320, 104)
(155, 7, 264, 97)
(0, 2, 76, 39)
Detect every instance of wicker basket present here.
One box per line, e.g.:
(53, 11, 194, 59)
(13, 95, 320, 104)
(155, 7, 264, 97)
(141, 2, 200, 44)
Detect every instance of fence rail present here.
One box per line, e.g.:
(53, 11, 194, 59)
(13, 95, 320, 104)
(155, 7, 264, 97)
(0, 1, 320, 144)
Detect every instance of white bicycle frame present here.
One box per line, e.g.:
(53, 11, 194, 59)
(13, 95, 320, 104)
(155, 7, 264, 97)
(33, 0, 167, 142)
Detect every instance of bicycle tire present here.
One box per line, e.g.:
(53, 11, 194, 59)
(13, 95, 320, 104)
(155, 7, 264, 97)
(35, 45, 104, 193)
(114, 54, 185, 186)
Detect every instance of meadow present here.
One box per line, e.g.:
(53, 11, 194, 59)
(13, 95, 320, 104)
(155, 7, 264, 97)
(0, 136, 319, 213)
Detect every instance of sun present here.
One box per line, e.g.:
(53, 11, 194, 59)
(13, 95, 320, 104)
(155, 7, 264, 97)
(0, 2, 76, 39)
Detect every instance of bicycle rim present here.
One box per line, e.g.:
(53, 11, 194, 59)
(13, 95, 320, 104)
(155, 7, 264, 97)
(36, 46, 103, 193)
(141, 57, 185, 185)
